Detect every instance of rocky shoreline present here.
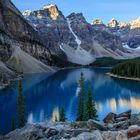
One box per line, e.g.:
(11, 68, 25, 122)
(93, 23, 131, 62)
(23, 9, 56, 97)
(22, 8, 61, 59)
(107, 72, 140, 81)
(0, 75, 22, 91)
(2, 110, 140, 140)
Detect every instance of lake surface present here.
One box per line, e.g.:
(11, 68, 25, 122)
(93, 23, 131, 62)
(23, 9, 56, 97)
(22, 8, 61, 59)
(1, 67, 140, 134)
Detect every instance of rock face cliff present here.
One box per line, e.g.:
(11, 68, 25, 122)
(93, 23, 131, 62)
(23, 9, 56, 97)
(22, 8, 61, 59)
(0, 0, 54, 76)
(23, 4, 138, 65)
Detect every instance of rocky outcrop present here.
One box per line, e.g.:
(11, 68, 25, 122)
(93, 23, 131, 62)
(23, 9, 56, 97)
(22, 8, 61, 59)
(3, 111, 140, 140)
(0, 0, 54, 77)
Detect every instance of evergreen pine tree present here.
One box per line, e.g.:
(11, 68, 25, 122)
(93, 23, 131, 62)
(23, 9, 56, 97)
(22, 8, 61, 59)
(11, 119, 16, 131)
(76, 72, 85, 121)
(83, 87, 98, 121)
(59, 108, 66, 122)
(17, 80, 26, 128)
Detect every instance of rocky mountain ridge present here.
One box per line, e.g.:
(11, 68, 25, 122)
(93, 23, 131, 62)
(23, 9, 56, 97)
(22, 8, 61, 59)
(23, 4, 140, 65)
(93, 17, 140, 49)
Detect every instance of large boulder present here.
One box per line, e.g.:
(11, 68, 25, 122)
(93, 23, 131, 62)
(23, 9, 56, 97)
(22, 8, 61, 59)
(115, 110, 131, 119)
(131, 113, 140, 125)
(103, 112, 116, 123)
(77, 131, 103, 140)
(87, 119, 107, 131)
(127, 126, 140, 139)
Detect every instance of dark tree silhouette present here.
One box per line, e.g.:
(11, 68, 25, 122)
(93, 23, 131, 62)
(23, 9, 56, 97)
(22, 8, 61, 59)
(17, 80, 26, 128)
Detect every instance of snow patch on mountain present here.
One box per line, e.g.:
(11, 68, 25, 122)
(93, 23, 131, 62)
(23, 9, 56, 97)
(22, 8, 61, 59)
(67, 18, 82, 46)
(123, 44, 140, 50)
(60, 44, 95, 65)
(43, 4, 56, 9)
(60, 18, 95, 65)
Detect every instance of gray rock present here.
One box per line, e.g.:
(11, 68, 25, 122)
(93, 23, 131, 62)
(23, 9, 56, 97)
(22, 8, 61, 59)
(71, 121, 87, 129)
(45, 128, 59, 138)
(116, 131, 128, 140)
(131, 113, 140, 125)
(87, 119, 107, 131)
(77, 130, 103, 140)
(113, 120, 130, 130)
(102, 131, 118, 140)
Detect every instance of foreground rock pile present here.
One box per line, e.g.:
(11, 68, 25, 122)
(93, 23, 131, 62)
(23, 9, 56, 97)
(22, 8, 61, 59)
(104, 110, 131, 130)
(1, 110, 140, 140)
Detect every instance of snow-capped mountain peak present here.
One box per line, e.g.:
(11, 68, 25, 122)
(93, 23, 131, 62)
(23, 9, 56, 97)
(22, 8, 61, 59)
(42, 4, 59, 20)
(43, 4, 56, 9)
(23, 4, 140, 65)
(108, 18, 119, 27)
(23, 10, 31, 17)
(92, 19, 104, 25)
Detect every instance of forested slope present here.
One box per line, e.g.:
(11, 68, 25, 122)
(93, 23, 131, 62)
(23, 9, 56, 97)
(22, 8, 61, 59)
(111, 58, 140, 78)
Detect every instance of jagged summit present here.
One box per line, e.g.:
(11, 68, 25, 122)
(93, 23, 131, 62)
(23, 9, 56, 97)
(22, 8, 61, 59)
(119, 17, 140, 29)
(67, 13, 87, 23)
(108, 18, 119, 27)
(23, 4, 62, 21)
(43, 4, 56, 9)
(42, 4, 60, 20)
(68, 13, 85, 18)
(92, 19, 104, 25)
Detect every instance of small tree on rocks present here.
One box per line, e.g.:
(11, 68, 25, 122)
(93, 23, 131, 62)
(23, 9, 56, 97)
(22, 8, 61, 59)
(83, 87, 98, 121)
(76, 72, 85, 121)
(59, 108, 66, 122)
(17, 80, 26, 128)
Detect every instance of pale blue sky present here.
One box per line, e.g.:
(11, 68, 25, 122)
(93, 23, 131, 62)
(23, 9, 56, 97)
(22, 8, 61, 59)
(12, 0, 140, 24)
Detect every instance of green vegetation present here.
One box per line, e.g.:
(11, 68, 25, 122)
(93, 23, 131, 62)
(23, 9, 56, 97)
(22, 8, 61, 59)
(83, 88, 98, 121)
(111, 58, 140, 78)
(76, 73, 98, 121)
(90, 57, 126, 67)
(59, 108, 66, 122)
(51, 53, 80, 67)
(17, 80, 26, 128)
(51, 56, 129, 68)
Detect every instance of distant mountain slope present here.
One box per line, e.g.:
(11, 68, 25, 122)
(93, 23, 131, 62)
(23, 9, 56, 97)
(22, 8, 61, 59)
(23, 4, 139, 65)
(0, 0, 54, 75)
(93, 17, 140, 49)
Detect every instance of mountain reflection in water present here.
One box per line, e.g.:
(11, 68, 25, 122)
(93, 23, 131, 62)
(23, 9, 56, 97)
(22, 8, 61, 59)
(1, 68, 140, 134)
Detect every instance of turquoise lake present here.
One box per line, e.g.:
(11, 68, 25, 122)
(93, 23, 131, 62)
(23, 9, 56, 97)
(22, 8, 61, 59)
(1, 68, 140, 134)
